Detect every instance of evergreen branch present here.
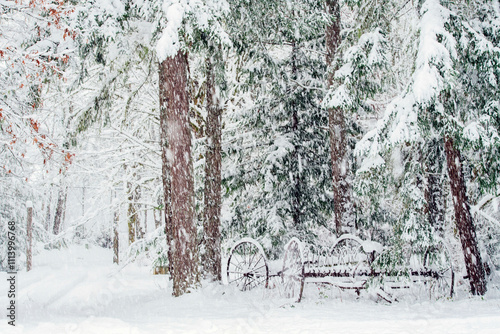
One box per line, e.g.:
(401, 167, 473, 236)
(290, 79, 325, 92)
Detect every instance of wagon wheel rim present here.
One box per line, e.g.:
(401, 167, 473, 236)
(330, 236, 371, 287)
(227, 239, 269, 291)
(282, 238, 305, 302)
(433, 266, 454, 299)
(425, 242, 455, 299)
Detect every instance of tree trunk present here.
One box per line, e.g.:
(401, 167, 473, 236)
(154, 208, 161, 230)
(136, 207, 143, 240)
(202, 52, 222, 281)
(134, 184, 142, 240)
(127, 182, 137, 245)
(160, 50, 199, 296)
(113, 208, 119, 264)
(61, 188, 68, 230)
(326, 0, 353, 235)
(426, 139, 445, 237)
(53, 185, 67, 235)
(26, 202, 33, 271)
(45, 190, 51, 231)
(160, 59, 173, 276)
(444, 136, 487, 295)
(290, 41, 301, 229)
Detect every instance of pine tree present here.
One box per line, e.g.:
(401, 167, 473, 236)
(438, 0, 500, 294)
(323, 0, 398, 239)
(160, 49, 199, 296)
(353, 0, 496, 293)
(325, 0, 354, 236)
(156, 0, 229, 294)
(223, 0, 334, 256)
(202, 43, 224, 281)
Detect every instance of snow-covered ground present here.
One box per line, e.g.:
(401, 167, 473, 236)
(1, 244, 500, 333)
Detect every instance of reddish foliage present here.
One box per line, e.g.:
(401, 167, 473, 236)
(29, 118, 40, 132)
(1, 0, 78, 174)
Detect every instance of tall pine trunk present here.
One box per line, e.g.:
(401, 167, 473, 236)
(202, 52, 222, 281)
(160, 61, 173, 275)
(444, 136, 487, 295)
(326, 0, 353, 235)
(159, 50, 199, 296)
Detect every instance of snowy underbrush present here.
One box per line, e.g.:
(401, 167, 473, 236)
(124, 227, 168, 272)
(1, 244, 500, 333)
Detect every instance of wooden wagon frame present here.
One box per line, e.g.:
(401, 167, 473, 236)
(226, 236, 454, 302)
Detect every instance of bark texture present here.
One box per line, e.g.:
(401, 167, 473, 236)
(425, 139, 445, 236)
(53, 185, 67, 235)
(159, 50, 199, 296)
(160, 60, 173, 274)
(202, 54, 222, 281)
(127, 181, 137, 245)
(326, 0, 353, 235)
(444, 136, 487, 295)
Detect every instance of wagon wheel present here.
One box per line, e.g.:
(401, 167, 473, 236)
(424, 243, 455, 299)
(330, 236, 371, 279)
(227, 239, 269, 291)
(282, 238, 305, 302)
(432, 266, 455, 299)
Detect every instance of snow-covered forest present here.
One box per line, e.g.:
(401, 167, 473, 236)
(1, 0, 500, 332)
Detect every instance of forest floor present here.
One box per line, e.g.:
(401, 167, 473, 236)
(1, 244, 500, 333)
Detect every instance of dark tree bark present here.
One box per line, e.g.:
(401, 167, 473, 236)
(202, 53, 222, 281)
(159, 50, 199, 296)
(326, 0, 353, 235)
(159, 62, 173, 274)
(61, 188, 67, 230)
(444, 136, 487, 295)
(425, 138, 445, 237)
(426, 172, 445, 231)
